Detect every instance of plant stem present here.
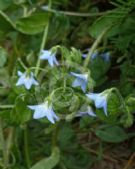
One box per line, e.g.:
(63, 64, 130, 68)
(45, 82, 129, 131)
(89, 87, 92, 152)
(5, 127, 14, 168)
(35, 0, 52, 77)
(0, 119, 7, 169)
(123, 153, 135, 169)
(18, 58, 27, 70)
(83, 27, 111, 68)
(52, 122, 60, 148)
(0, 105, 14, 109)
(24, 125, 31, 168)
(41, 7, 125, 17)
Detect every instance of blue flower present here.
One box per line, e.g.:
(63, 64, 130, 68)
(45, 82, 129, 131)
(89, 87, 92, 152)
(16, 71, 39, 90)
(82, 50, 110, 62)
(100, 52, 110, 62)
(40, 50, 59, 67)
(86, 92, 108, 116)
(71, 72, 88, 92)
(82, 51, 98, 59)
(76, 106, 96, 117)
(28, 101, 59, 124)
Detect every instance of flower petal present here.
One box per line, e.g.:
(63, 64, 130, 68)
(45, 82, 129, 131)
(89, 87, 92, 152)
(86, 93, 99, 101)
(40, 50, 51, 60)
(17, 71, 23, 76)
(16, 76, 25, 86)
(95, 95, 106, 108)
(46, 110, 55, 124)
(24, 78, 33, 90)
(87, 106, 96, 117)
(72, 79, 81, 87)
(80, 81, 87, 92)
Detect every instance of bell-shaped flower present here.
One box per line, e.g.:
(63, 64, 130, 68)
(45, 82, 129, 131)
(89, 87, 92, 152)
(82, 49, 110, 62)
(76, 106, 96, 117)
(71, 72, 88, 92)
(16, 71, 39, 90)
(40, 50, 59, 67)
(28, 101, 59, 124)
(86, 92, 108, 116)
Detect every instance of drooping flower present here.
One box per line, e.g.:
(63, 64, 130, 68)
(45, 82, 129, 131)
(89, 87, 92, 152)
(82, 49, 110, 62)
(86, 92, 108, 116)
(16, 71, 39, 90)
(28, 101, 59, 124)
(40, 50, 59, 67)
(76, 106, 96, 117)
(71, 72, 88, 92)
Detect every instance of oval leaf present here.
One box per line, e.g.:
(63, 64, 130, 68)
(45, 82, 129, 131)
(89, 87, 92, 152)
(16, 13, 49, 35)
(95, 125, 128, 143)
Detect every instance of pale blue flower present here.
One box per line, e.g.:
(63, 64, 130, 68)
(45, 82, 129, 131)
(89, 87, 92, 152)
(28, 101, 59, 124)
(76, 106, 96, 117)
(71, 72, 88, 92)
(40, 50, 59, 67)
(82, 50, 110, 62)
(100, 52, 110, 62)
(41, 5, 49, 10)
(82, 51, 98, 59)
(86, 92, 108, 116)
(16, 71, 39, 90)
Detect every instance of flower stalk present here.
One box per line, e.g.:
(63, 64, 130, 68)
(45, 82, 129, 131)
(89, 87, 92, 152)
(35, 0, 52, 77)
(83, 26, 111, 68)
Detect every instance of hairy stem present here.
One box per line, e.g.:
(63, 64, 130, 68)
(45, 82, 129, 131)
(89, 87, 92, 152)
(83, 27, 111, 68)
(5, 127, 14, 168)
(0, 105, 14, 109)
(41, 7, 125, 17)
(0, 119, 7, 169)
(35, 0, 52, 77)
(52, 122, 60, 148)
(24, 126, 31, 168)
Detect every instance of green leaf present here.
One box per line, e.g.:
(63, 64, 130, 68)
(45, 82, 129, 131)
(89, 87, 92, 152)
(0, 10, 15, 32)
(30, 147, 60, 169)
(0, 0, 12, 10)
(58, 124, 75, 149)
(95, 125, 129, 143)
(90, 57, 110, 86)
(16, 13, 49, 35)
(10, 96, 31, 124)
(89, 10, 125, 38)
(0, 47, 8, 67)
(107, 92, 121, 115)
(126, 96, 135, 113)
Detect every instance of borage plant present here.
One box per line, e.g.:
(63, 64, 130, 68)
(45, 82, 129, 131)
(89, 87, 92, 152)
(0, 0, 135, 169)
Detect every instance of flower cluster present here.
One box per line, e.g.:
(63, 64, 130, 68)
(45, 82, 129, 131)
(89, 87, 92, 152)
(16, 49, 108, 124)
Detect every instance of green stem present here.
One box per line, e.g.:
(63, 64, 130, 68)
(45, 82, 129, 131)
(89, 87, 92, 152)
(5, 127, 14, 168)
(0, 119, 7, 169)
(24, 126, 31, 169)
(0, 105, 14, 109)
(83, 27, 111, 68)
(35, 0, 52, 77)
(42, 7, 125, 17)
(52, 122, 60, 148)
(18, 58, 27, 70)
